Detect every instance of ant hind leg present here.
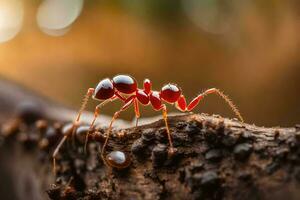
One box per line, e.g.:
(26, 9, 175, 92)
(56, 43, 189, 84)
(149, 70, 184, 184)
(134, 99, 140, 128)
(186, 88, 244, 122)
(160, 104, 174, 155)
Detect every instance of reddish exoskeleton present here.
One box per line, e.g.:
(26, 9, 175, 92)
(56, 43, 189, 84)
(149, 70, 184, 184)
(52, 75, 244, 172)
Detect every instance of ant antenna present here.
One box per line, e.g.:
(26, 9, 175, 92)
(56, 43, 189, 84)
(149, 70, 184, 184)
(212, 89, 244, 123)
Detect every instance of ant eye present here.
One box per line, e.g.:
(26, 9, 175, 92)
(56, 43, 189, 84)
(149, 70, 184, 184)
(112, 75, 137, 94)
(94, 78, 115, 100)
(160, 84, 181, 103)
(105, 151, 131, 169)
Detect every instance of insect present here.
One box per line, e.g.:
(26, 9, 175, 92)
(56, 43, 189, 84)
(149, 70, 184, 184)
(52, 74, 243, 172)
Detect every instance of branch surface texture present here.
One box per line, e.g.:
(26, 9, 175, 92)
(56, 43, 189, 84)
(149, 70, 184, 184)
(0, 78, 300, 200)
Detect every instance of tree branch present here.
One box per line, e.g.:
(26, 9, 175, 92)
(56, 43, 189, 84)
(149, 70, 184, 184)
(0, 78, 300, 200)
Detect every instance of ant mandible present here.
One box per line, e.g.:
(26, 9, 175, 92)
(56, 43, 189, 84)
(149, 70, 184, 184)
(52, 74, 244, 171)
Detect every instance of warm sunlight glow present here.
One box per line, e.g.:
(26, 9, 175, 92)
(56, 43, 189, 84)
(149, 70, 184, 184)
(36, 0, 84, 36)
(0, 0, 23, 43)
(182, 0, 232, 34)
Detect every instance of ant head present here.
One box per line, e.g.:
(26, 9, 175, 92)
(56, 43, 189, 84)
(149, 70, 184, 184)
(112, 75, 137, 94)
(93, 78, 115, 100)
(160, 83, 181, 103)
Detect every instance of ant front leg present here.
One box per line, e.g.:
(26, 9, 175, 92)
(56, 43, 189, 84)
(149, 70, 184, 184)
(52, 87, 94, 175)
(75, 88, 95, 124)
(70, 88, 95, 145)
(101, 96, 135, 162)
(84, 97, 116, 153)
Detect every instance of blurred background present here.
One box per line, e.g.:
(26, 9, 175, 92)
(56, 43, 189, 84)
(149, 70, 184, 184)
(0, 0, 299, 127)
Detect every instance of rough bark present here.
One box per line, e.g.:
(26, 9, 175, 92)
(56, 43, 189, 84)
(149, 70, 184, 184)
(0, 78, 300, 200)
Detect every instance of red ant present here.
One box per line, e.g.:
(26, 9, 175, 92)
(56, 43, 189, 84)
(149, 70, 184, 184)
(52, 74, 243, 171)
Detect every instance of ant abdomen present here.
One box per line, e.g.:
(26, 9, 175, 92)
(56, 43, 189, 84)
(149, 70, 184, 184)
(160, 84, 181, 103)
(105, 151, 131, 169)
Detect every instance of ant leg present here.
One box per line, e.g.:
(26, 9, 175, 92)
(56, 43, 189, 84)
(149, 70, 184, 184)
(101, 97, 135, 161)
(75, 88, 95, 122)
(84, 93, 126, 153)
(52, 135, 68, 175)
(114, 91, 126, 102)
(52, 88, 94, 175)
(134, 99, 140, 127)
(84, 98, 112, 153)
(186, 88, 244, 122)
(175, 95, 187, 111)
(160, 104, 174, 155)
(70, 88, 95, 146)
